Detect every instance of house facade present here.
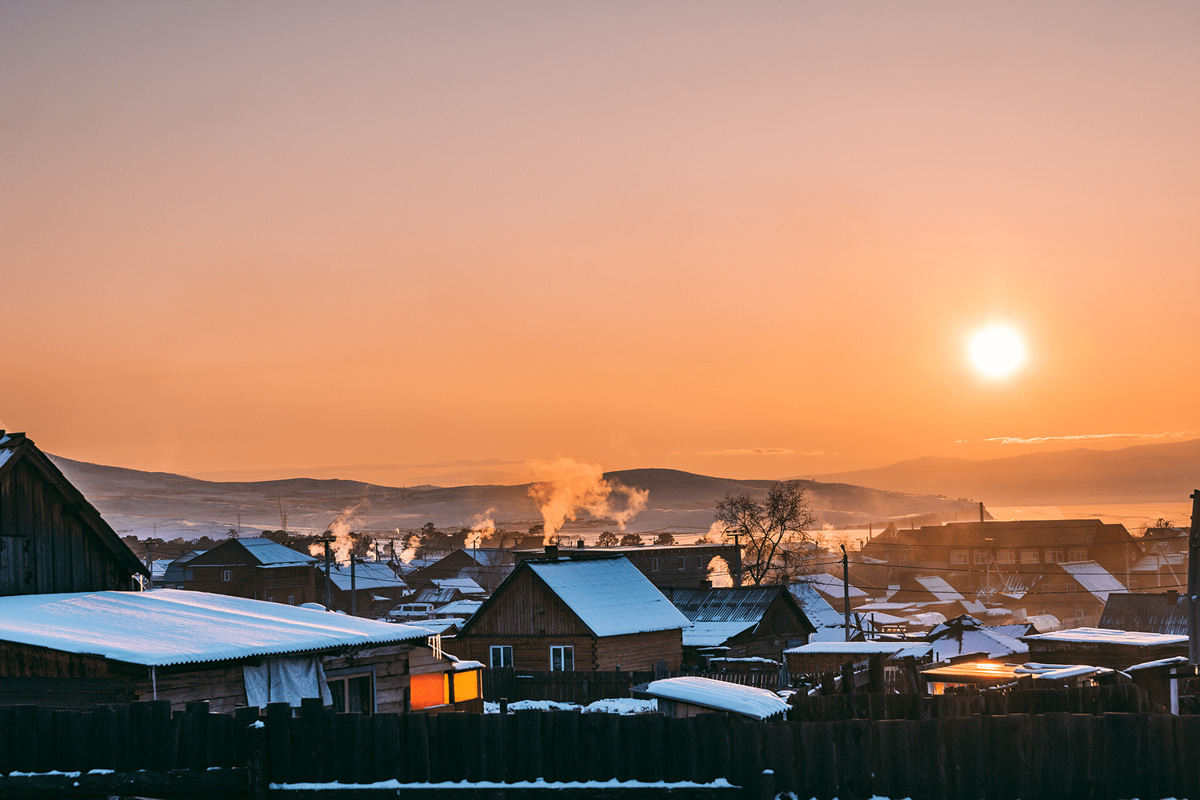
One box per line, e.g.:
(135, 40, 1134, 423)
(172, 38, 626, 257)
(0, 431, 148, 595)
(182, 537, 318, 606)
(453, 556, 689, 672)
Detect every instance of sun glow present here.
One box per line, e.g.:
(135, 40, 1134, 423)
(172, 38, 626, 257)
(967, 325, 1026, 379)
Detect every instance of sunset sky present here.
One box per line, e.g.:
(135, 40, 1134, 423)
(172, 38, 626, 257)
(3, 2, 1198, 487)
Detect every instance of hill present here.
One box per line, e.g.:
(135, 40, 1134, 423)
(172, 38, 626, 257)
(813, 438, 1200, 505)
(48, 456, 982, 541)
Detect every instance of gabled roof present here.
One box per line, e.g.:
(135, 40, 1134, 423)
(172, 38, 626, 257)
(667, 585, 814, 648)
(461, 556, 689, 638)
(787, 582, 844, 629)
(0, 431, 148, 578)
(804, 573, 868, 599)
(1023, 627, 1188, 647)
(0, 589, 432, 667)
(1058, 561, 1127, 603)
(913, 576, 964, 603)
(192, 537, 317, 568)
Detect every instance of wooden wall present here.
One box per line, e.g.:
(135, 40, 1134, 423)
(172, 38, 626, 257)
(454, 634, 598, 671)
(0, 457, 132, 595)
(458, 568, 591, 638)
(595, 629, 681, 671)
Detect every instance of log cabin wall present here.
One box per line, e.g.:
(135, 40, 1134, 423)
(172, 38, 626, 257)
(594, 628, 682, 671)
(454, 634, 598, 671)
(0, 456, 135, 595)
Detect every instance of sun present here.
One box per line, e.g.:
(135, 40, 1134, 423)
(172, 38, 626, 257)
(967, 325, 1026, 379)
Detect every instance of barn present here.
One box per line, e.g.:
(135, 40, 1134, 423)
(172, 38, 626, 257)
(0, 431, 147, 595)
(453, 555, 690, 672)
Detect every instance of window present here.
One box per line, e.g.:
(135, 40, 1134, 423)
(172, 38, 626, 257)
(327, 672, 375, 715)
(452, 670, 480, 703)
(490, 645, 513, 669)
(650, 558, 660, 572)
(550, 645, 574, 672)
(973, 551, 989, 565)
(950, 550, 969, 565)
(677, 557, 686, 571)
(1020, 549, 1039, 564)
(697, 556, 704, 569)
(410, 673, 448, 710)
(996, 550, 1016, 564)
(1068, 547, 1087, 562)
(1044, 548, 1064, 564)
(221, 569, 232, 582)
(288, 596, 295, 605)
(1074, 609, 1086, 620)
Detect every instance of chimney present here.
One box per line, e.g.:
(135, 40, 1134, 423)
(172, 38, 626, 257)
(545, 544, 559, 560)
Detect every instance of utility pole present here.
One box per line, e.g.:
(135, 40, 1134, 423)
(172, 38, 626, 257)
(1188, 490, 1200, 665)
(318, 530, 335, 611)
(350, 556, 358, 617)
(841, 545, 851, 642)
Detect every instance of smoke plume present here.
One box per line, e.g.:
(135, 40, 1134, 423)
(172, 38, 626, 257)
(527, 458, 649, 544)
(465, 508, 496, 549)
(309, 507, 360, 563)
(706, 556, 733, 588)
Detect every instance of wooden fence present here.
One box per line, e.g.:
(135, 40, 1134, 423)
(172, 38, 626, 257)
(484, 669, 779, 704)
(1, 698, 1198, 799)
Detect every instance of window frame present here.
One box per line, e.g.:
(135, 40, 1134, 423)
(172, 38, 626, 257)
(490, 644, 513, 669)
(221, 569, 233, 582)
(325, 666, 377, 715)
(549, 645, 575, 672)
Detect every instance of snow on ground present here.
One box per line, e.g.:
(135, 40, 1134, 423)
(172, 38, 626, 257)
(274, 778, 733, 790)
(483, 698, 658, 715)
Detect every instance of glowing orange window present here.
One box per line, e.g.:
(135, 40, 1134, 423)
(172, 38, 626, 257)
(452, 670, 480, 702)
(410, 673, 448, 710)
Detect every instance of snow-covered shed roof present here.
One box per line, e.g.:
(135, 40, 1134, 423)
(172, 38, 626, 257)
(1058, 561, 1127, 603)
(1023, 627, 1187, 647)
(320, 561, 406, 592)
(804, 573, 867, 599)
(0, 589, 433, 667)
(433, 577, 485, 595)
(683, 621, 759, 648)
(434, 599, 483, 617)
(668, 585, 813, 647)
(929, 628, 1028, 661)
(526, 557, 691, 638)
(193, 537, 316, 567)
(644, 676, 790, 721)
(785, 641, 932, 657)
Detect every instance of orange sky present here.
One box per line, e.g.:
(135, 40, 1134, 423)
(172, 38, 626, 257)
(2, 2, 1198, 487)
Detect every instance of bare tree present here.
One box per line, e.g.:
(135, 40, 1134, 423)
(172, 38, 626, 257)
(714, 480, 816, 585)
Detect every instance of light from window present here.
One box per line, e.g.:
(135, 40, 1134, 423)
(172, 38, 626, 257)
(550, 645, 574, 672)
(453, 670, 480, 702)
(410, 673, 448, 710)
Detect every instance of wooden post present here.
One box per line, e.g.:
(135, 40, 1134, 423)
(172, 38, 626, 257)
(246, 717, 268, 800)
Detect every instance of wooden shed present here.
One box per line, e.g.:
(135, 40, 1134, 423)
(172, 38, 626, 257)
(1021, 627, 1188, 669)
(453, 555, 690, 672)
(0, 589, 482, 713)
(0, 431, 148, 595)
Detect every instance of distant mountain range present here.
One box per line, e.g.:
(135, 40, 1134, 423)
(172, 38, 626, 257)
(813, 438, 1200, 505)
(48, 456, 983, 541)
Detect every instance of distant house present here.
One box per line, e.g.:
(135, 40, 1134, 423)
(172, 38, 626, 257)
(181, 537, 318, 606)
(787, 582, 847, 641)
(925, 615, 1028, 662)
(404, 547, 514, 593)
(453, 555, 690, 672)
(0, 430, 148, 595)
(796, 573, 869, 613)
(161, 549, 207, 588)
(513, 542, 744, 590)
(858, 519, 1142, 595)
(664, 585, 815, 666)
(784, 640, 932, 683)
(1099, 590, 1189, 636)
(0, 589, 483, 713)
(318, 561, 408, 617)
(1020, 560, 1129, 627)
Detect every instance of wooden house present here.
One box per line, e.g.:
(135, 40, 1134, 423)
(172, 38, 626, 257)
(664, 585, 815, 666)
(453, 555, 690, 672)
(403, 547, 514, 593)
(1018, 560, 1129, 627)
(0, 589, 483, 713)
(318, 561, 408, 617)
(0, 431, 148, 595)
(181, 537, 318, 606)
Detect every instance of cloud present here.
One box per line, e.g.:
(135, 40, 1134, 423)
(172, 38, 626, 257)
(965, 431, 1199, 446)
(697, 447, 822, 457)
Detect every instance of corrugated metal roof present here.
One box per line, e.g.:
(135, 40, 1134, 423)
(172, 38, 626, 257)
(787, 582, 843, 629)
(238, 538, 318, 566)
(0, 589, 432, 667)
(1059, 561, 1127, 603)
(1099, 592, 1188, 636)
(914, 576, 964, 603)
(682, 621, 759, 647)
(321, 562, 407, 592)
(527, 557, 691, 637)
(668, 586, 782, 623)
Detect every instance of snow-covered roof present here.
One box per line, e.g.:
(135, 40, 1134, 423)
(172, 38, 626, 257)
(643, 677, 790, 721)
(787, 582, 843, 629)
(200, 537, 316, 567)
(0, 590, 433, 667)
(1023, 627, 1188, 646)
(929, 629, 1027, 661)
(0, 447, 15, 470)
(1058, 561, 1127, 603)
(914, 576, 963, 603)
(682, 621, 759, 648)
(434, 599, 483, 617)
(803, 573, 867, 599)
(321, 562, 406, 592)
(526, 557, 691, 638)
(432, 577, 485, 595)
(785, 641, 931, 657)
(1125, 655, 1190, 672)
